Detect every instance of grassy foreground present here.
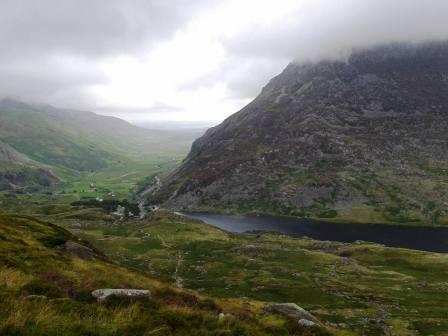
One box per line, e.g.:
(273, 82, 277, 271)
(67, 212, 448, 336)
(0, 214, 345, 336)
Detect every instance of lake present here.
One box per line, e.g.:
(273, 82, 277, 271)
(183, 212, 448, 253)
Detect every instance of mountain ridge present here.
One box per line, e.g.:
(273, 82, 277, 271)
(151, 41, 448, 225)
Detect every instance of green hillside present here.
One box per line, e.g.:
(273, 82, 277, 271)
(0, 214, 340, 336)
(0, 99, 115, 171)
(0, 98, 203, 172)
(0, 98, 204, 194)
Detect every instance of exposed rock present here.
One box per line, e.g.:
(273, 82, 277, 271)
(298, 319, 316, 327)
(218, 312, 232, 321)
(151, 41, 448, 223)
(112, 205, 126, 218)
(265, 303, 317, 322)
(91, 288, 151, 302)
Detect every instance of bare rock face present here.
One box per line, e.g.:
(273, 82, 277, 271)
(91, 289, 151, 302)
(151, 41, 448, 223)
(298, 319, 316, 327)
(265, 303, 317, 322)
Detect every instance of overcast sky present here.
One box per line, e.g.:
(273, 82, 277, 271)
(1, 0, 448, 123)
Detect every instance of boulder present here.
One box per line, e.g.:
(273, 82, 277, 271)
(265, 303, 317, 322)
(298, 319, 316, 327)
(218, 312, 232, 321)
(91, 288, 151, 302)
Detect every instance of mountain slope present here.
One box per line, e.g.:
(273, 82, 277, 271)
(0, 140, 59, 190)
(0, 99, 114, 171)
(152, 41, 448, 225)
(0, 99, 202, 173)
(0, 99, 205, 192)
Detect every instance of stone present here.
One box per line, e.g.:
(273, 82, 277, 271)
(218, 312, 232, 321)
(265, 303, 317, 322)
(91, 288, 151, 302)
(298, 319, 316, 327)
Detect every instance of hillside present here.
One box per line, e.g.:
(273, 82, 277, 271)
(0, 99, 201, 171)
(151, 41, 448, 225)
(0, 140, 58, 190)
(1, 214, 340, 336)
(0, 98, 204, 192)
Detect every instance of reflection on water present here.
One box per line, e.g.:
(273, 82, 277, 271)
(183, 212, 448, 253)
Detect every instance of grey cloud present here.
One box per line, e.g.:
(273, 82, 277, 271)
(0, 0, 213, 59)
(224, 0, 448, 63)
(95, 103, 184, 116)
(1, 0, 448, 120)
(0, 0, 216, 108)
(210, 0, 448, 104)
(180, 56, 288, 99)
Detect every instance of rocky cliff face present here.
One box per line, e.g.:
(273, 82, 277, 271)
(151, 41, 448, 224)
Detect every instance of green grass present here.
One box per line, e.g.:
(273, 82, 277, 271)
(0, 214, 344, 336)
(67, 212, 448, 336)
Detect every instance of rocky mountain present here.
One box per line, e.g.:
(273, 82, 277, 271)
(151, 41, 448, 225)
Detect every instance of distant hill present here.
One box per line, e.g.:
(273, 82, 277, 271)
(151, 41, 448, 225)
(0, 98, 203, 190)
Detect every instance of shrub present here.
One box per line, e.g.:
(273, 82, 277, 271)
(22, 279, 64, 298)
(154, 288, 199, 308)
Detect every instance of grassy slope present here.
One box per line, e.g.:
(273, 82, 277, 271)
(69, 213, 448, 336)
(0, 99, 203, 174)
(0, 104, 115, 171)
(0, 214, 344, 336)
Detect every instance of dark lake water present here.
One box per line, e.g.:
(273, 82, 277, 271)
(183, 212, 448, 253)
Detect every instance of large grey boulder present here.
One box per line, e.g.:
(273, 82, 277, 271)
(265, 303, 317, 322)
(91, 288, 151, 302)
(298, 319, 316, 327)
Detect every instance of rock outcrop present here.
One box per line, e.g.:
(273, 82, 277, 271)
(151, 41, 448, 224)
(91, 289, 151, 302)
(265, 303, 317, 323)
